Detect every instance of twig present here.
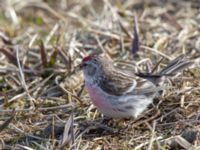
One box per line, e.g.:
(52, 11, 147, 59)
(0, 104, 74, 113)
(16, 46, 35, 107)
(141, 45, 172, 60)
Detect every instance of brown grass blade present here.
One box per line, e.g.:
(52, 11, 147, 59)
(40, 40, 48, 68)
(0, 110, 16, 133)
(57, 47, 71, 71)
(0, 48, 17, 66)
(59, 113, 75, 149)
(132, 14, 140, 55)
(0, 31, 13, 45)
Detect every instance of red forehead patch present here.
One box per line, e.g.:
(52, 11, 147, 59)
(82, 54, 96, 62)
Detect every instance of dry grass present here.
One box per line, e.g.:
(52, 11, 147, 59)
(0, 0, 200, 149)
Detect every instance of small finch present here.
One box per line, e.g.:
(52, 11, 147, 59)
(81, 54, 192, 118)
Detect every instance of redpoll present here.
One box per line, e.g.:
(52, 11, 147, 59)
(81, 54, 192, 118)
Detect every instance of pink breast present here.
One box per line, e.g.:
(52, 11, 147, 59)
(85, 83, 109, 109)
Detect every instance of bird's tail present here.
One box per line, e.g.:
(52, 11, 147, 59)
(136, 55, 193, 85)
(159, 54, 193, 75)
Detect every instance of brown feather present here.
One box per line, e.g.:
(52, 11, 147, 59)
(96, 56, 155, 96)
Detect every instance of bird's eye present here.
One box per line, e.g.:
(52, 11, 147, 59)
(82, 63, 87, 67)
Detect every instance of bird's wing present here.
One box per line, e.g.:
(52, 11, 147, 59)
(98, 70, 157, 96)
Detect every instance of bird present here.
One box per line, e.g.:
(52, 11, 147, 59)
(81, 54, 193, 118)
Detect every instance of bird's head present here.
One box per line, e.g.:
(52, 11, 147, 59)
(82, 54, 112, 84)
(82, 54, 99, 81)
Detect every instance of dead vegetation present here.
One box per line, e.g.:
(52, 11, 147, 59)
(0, 0, 200, 149)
